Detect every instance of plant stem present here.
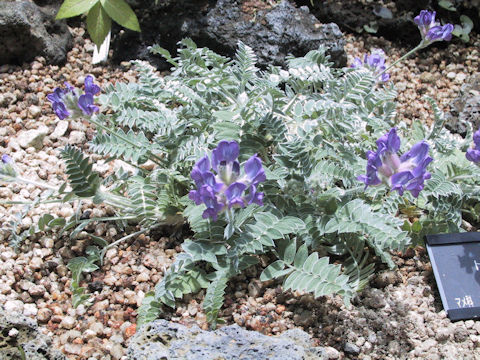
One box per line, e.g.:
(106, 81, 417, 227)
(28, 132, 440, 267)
(378, 42, 425, 76)
(381, 44, 424, 75)
(15, 176, 59, 191)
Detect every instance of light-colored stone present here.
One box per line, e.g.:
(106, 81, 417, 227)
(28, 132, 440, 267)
(68, 130, 86, 144)
(16, 126, 49, 150)
(23, 303, 38, 316)
(60, 315, 76, 329)
(50, 120, 69, 139)
(4, 300, 24, 313)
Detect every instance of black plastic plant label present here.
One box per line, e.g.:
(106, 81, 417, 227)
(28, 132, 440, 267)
(425, 232, 480, 321)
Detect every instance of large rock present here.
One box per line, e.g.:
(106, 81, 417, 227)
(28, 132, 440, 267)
(113, 0, 346, 69)
(299, 0, 428, 45)
(445, 73, 480, 136)
(0, 1, 72, 65)
(0, 307, 66, 360)
(127, 320, 326, 360)
(202, 0, 346, 68)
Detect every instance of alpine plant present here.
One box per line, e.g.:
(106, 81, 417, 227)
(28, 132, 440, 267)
(358, 128, 432, 197)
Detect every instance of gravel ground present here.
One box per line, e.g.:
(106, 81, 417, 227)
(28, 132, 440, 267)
(0, 24, 479, 360)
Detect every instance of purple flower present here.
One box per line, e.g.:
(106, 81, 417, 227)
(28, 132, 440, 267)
(84, 75, 101, 96)
(47, 76, 100, 119)
(426, 24, 454, 42)
(414, 10, 437, 37)
(188, 141, 266, 220)
(351, 49, 390, 83)
(244, 154, 266, 186)
(52, 101, 71, 120)
(466, 129, 480, 164)
(1, 154, 11, 164)
(78, 93, 100, 116)
(414, 10, 454, 46)
(358, 128, 432, 197)
(225, 182, 247, 208)
(0, 153, 16, 178)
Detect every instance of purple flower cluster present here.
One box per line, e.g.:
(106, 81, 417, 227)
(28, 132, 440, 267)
(466, 129, 480, 164)
(0, 154, 16, 177)
(358, 128, 432, 197)
(414, 10, 454, 45)
(47, 75, 101, 120)
(351, 49, 390, 83)
(1, 154, 11, 164)
(189, 140, 266, 221)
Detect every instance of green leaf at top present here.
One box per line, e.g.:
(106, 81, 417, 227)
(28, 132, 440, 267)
(438, 0, 456, 11)
(56, 0, 99, 19)
(100, 0, 140, 32)
(87, 2, 112, 47)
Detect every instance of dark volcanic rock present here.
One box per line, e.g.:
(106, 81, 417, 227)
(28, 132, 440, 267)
(296, 0, 429, 45)
(202, 0, 346, 67)
(113, 0, 346, 69)
(0, 307, 66, 360)
(0, 1, 72, 65)
(127, 319, 326, 359)
(445, 73, 480, 136)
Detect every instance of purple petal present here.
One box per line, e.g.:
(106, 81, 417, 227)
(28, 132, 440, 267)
(391, 171, 414, 192)
(244, 154, 266, 185)
(191, 155, 211, 185)
(246, 185, 264, 206)
(1, 154, 12, 164)
(84, 75, 101, 95)
(380, 73, 390, 82)
(400, 141, 429, 165)
(466, 149, 480, 163)
(47, 88, 66, 103)
(426, 24, 454, 41)
(376, 128, 400, 153)
(414, 10, 436, 28)
(211, 141, 239, 171)
(52, 101, 70, 120)
(225, 182, 247, 208)
(78, 93, 99, 115)
(351, 57, 363, 68)
(473, 129, 480, 148)
(188, 190, 202, 205)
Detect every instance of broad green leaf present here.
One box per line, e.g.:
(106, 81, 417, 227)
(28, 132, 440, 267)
(302, 252, 318, 273)
(282, 239, 297, 265)
(87, 2, 112, 47)
(438, 0, 456, 11)
(182, 239, 227, 264)
(48, 217, 66, 227)
(260, 260, 291, 281)
(56, 0, 99, 19)
(100, 0, 140, 32)
(294, 244, 308, 268)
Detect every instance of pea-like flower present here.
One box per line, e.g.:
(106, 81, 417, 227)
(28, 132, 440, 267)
(0, 154, 16, 178)
(358, 128, 432, 197)
(189, 140, 266, 221)
(47, 75, 101, 119)
(351, 49, 390, 83)
(414, 10, 453, 47)
(466, 129, 480, 164)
